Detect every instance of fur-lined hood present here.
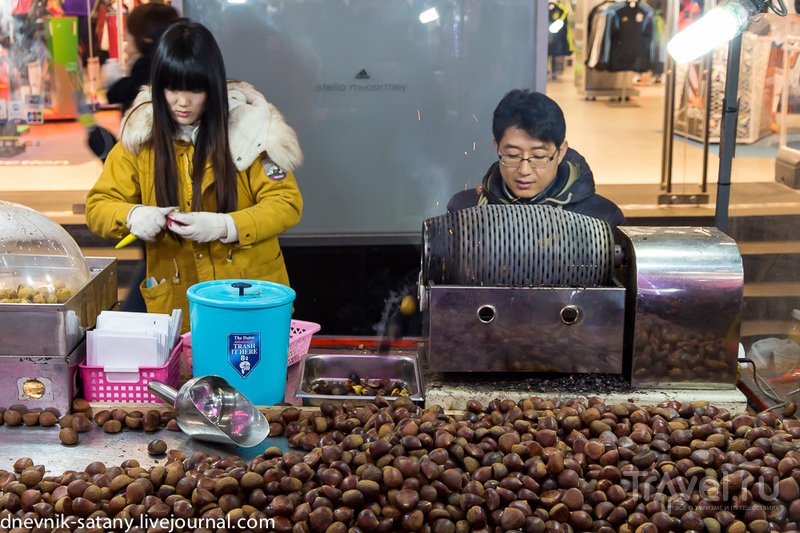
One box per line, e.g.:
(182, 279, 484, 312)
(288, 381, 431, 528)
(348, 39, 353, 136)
(120, 80, 303, 172)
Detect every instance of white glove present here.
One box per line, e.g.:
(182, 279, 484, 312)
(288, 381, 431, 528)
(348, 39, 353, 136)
(167, 211, 238, 243)
(126, 206, 176, 242)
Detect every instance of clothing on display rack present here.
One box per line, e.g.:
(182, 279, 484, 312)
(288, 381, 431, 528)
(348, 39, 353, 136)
(94, 0, 126, 60)
(548, 1, 574, 80)
(651, 6, 665, 77)
(5, 0, 52, 89)
(548, 1, 573, 58)
(586, 0, 655, 73)
(679, 0, 701, 31)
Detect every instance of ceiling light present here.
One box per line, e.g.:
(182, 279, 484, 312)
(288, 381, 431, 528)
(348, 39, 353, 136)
(419, 8, 439, 24)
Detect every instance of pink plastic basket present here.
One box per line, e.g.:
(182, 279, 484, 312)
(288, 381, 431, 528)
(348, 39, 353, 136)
(288, 319, 322, 366)
(181, 319, 320, 373)
(79, 338, 183, 403)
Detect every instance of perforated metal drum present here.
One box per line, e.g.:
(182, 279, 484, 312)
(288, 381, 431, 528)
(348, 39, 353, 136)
(422, 205, 615, 287)
(420, 205, 625, 374)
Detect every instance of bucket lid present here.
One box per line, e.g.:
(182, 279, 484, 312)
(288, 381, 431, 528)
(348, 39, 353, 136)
(187, 279, 296, 309)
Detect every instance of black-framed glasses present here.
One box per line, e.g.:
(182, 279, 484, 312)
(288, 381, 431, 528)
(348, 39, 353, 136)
(497, 147, 559, 169)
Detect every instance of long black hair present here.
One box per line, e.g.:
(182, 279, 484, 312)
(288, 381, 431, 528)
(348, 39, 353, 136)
(150, 19, 238, 213)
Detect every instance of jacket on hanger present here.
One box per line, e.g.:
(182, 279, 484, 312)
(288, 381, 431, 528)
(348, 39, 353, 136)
(586, 1, 655, 73)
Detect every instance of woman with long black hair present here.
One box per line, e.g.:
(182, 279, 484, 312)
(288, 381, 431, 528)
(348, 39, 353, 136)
(86, 19, 303, 328)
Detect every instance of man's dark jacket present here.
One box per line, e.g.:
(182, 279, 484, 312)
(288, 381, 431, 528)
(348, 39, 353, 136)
(446, 148, 626, 229)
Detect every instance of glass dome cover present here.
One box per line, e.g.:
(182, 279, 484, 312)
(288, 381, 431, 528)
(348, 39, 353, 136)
(0, 201, 90, 303)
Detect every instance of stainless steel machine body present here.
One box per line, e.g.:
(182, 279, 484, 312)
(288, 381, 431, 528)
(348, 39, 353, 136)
(0, 257, 118, 412)
(425, 285, 625, 373)
(421, 205, 625, 374)
(420, 205, 744, 389)
(615, 227, 743, 389)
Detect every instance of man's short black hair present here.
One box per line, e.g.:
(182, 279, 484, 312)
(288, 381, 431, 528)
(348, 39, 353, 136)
(492, 89, 566, 147)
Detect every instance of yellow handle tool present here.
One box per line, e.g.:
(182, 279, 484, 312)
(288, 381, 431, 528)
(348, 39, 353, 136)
(115, 233, 138, 249)
(116, 207, 179, 249)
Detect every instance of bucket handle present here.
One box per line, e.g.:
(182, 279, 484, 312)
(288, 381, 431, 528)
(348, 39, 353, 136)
(148, 380, 178, 405)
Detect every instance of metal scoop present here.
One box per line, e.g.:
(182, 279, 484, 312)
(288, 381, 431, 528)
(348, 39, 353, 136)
(148, 376, 270, 447)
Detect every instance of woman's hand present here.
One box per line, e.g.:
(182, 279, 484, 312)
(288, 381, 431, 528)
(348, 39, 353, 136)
(126, 206, 177, 241)
(168, 212, 235, 243)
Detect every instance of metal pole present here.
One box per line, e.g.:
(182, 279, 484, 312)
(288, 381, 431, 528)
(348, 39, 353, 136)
(780, 39, 794, 149)
(117, 0, 125, 69)
(701, 52, 713, 193)
(662, 56, 676, 193)
(660, 60, 670, 189)
(715, 32, 742, 234)
(660, 0, 680, 192)
(86, 0, 94, 59)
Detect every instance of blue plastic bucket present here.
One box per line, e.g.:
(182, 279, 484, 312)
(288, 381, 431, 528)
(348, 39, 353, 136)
(186, 279, 296, 406)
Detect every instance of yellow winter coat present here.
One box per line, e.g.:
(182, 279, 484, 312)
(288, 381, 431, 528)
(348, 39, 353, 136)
(85, 81, 303, 328)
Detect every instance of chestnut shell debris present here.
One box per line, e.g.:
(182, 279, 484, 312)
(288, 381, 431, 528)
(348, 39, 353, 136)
(517, 373, 634, 394)
(437, 372, 634, 394)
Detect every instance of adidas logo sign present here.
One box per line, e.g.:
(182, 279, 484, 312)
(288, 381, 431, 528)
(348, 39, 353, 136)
(355, 69, 370, 79)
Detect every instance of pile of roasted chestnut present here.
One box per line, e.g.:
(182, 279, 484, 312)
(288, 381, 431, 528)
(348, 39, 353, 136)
(1, 399, 181, 446)
(309, 375, 412, 398)
(0, 395, 799, 532)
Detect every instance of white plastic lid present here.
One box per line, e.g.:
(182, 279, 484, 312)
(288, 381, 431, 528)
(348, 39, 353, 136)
(793, 309, 800, 321)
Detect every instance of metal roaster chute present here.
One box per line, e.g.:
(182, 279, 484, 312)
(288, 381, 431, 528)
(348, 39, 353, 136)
(419, 204, 743, 389)
(0, 201, 117, 413)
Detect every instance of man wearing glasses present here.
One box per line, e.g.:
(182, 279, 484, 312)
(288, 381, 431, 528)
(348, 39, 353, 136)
(447, 89, 626, 229)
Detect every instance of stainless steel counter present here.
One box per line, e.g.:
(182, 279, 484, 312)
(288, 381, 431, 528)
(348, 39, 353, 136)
(0, 425, 289, 475)
(0, 340, 416, 475)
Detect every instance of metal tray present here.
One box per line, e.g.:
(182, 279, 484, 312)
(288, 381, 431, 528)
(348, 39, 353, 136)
(0, 257, 118, 357)
(295, 353, 424, 406)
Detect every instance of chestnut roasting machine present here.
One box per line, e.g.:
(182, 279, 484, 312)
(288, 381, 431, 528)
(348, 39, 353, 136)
(419, 205, 743, 390)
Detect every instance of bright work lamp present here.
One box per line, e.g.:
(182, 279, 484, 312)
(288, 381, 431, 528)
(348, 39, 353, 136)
(665, 0, 786, 232)
(666, 1, 763, 64)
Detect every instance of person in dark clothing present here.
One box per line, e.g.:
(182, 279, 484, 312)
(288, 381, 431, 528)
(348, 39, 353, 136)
(447, 89, 626, 229)
(105, 2, 178, 113)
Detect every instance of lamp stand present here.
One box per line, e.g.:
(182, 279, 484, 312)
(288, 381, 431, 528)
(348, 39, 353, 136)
(715, 32, 743, 234)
